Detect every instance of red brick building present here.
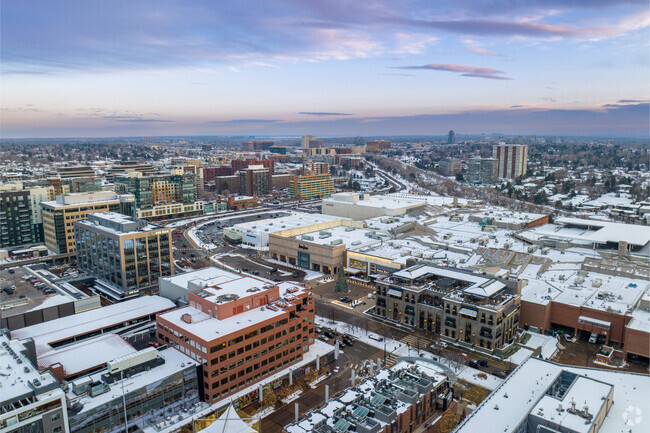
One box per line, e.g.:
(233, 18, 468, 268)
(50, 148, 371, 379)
(156, 279, 315, 403)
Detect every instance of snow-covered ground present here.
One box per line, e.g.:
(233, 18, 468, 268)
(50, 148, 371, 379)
(316, 315, 504, 390)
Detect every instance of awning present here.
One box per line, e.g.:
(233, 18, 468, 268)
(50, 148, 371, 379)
(578, 315, 611, 329)
(459, 307, 477, 318)
(387, 288, 403, 297)
(344, 267, 364, 274)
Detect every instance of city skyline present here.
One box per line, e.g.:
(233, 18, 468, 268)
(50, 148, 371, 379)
(2, 0, 649, 138)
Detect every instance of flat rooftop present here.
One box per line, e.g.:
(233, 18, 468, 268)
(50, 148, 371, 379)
(76, 212, 162, 235)
(391, 264, 506, 298)
(229, 212, 343, 233)
(294, 225, 387, 249)
(160, 281, 308, 341)
(67, 347, 198, 414)
(522, 217, 650, 248)
(11, 295, 175, 356)
(454, 357, 649, 433)
(520, 264, 648, 314)
(160, 267, 241, 290)
(0, 333, 60, 403)
(38, 333, 136, 377)
(159, 304, 285, 341)
(470, 208, 548, 224)
(191, 276, 276, 304)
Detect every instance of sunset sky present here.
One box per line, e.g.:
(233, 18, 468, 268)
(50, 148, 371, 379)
(2, 0, 649, 138)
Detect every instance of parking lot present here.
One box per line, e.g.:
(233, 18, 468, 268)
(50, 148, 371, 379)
(217, 254, 307, 282)
(0, 267, 61, 315)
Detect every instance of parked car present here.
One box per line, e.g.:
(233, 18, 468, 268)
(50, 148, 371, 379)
(342, 337, 354, 346)
(589, 333, 598, 344)
(563, 334, 573, 342)
(468, 360, 479, 368)
(3, 287, 15, 295)
(324, 330, 335, 339)
(492, 369, 507, 379)
(147, 341, 160, 348)
(477, 360, 489, 367)
(318, 334, 329, 342)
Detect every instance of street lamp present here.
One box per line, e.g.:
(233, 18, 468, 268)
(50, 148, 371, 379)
(121, 371, 128, 433)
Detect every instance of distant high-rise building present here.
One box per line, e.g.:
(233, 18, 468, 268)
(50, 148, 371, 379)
(239, 165, 270, 196)
(114, 172, 202, 220)
(304, 162, 329, 175)
(365, 140, 391, 152)
(75, 212, 173, 298)
(492, 143, 529, 179)
(438, 158, 462, 177)
(290, 173, 334, 199)
(58, 166, 95, 179)
(302, 135, 323, 150)
(269, 145, 287, 154)
(242, 140, 274, 151)
(448, 130, 456, 144)
(467, 157, 498, 184)
(42, 191, 122, 254)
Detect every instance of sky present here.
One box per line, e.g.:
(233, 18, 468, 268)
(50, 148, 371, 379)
(1, 0, 649, 138)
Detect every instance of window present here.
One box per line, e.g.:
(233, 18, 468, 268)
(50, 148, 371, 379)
(51, 413, 61, 422)
(53, 427, 62, 433)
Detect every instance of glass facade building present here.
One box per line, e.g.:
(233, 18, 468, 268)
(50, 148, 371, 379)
(75, 212, 173, 298)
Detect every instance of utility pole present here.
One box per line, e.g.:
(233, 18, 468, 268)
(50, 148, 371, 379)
(121, 371, 128, 433)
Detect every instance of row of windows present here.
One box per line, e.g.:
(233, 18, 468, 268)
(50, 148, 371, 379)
(210, 353, 303, 400)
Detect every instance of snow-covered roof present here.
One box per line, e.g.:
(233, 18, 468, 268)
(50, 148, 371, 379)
(199, 404, 256, 433)
(520, 266, 648, 314)
(524, 217, 650, 248)
(454, 357, 650, 433)
(158, 304, 285, 342)
(37, 333, 136, 377)
(0, 333, 60, 402)
(160, 267, 240, 291)
(294, 225, 387, 249)
(67, 347, 198, 413)
(228, 212, 342, 233)
(11, 295, 175, 356)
